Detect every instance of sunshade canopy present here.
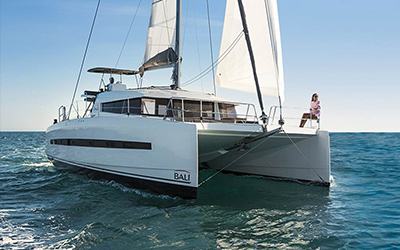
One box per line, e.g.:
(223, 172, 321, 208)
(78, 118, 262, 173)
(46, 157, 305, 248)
(87, 67, 139, 75)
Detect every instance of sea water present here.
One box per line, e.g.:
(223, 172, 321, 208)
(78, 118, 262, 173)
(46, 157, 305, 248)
(0, 132, 399, 249)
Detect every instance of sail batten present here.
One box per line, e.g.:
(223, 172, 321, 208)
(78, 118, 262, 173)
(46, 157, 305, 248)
(142, 0, 177, 72)
(216, 0, 284, 101)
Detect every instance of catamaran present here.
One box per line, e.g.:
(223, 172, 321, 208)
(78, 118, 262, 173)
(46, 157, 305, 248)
(45, 0, 331, 199)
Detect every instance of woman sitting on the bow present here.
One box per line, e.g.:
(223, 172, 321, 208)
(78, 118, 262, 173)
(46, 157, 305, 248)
(299, 93, 320, 128)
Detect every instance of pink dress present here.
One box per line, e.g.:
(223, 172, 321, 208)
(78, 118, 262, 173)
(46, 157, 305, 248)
(310, 100, 321, 116)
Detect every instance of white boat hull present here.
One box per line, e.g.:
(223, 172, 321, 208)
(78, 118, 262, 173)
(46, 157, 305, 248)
(199, 129, 331, 185)
(46, 116, 199, 198)
(45, 115, 330, 199)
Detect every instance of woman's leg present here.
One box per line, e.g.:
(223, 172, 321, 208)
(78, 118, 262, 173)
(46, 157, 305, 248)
(300, 113, 310, 127)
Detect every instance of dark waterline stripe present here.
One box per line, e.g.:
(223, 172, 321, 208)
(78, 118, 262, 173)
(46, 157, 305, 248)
(49, 157, 196, 199)
(50, 138, 151, 150)
(48, 156, 191, 184)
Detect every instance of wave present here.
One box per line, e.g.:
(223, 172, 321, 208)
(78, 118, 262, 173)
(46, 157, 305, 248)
(89, 179, 179, 200)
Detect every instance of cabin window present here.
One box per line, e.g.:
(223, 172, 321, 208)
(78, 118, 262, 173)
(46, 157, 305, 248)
(184, 100, 201, 121)
(155, 99, 168, 116)
(129, 99, 141, 114)
(139, 98, 171, 116)
(202, 102, 214, 119)
(102, 99, 142, 115)
(142, 98, 156, 115)
(102, 100, 128, 114)
(218, 103, 237, 119)
(172, 100, 183, 120)
(139, 98, 169, 116)
(101, 97, 182, 117)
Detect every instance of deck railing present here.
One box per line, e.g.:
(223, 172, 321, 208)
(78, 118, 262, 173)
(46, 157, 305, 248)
(58, 100, 92, 122)
(267, 106, 320, 129)
(162, 98, 259, 124)
(56, 97, 258, 124)
(56, 98, 322, 129)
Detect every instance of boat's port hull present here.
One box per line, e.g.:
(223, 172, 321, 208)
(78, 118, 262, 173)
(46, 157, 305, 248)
(46, 116, 199, 199)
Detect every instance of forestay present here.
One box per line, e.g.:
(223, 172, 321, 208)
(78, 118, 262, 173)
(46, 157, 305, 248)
(216, 0, 284, 101)
(141, 0, 178, 72)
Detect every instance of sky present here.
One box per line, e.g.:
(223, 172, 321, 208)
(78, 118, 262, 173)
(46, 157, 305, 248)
(0, 0, 399, 132)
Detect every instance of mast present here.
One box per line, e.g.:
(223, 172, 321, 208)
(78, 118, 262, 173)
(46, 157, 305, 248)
(172, 0, 182, 89)
(237, 0, 267, 125)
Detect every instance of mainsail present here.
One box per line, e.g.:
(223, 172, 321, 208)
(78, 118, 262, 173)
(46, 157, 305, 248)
(216, 0, 284, 101)
(141, 0, 178, 72)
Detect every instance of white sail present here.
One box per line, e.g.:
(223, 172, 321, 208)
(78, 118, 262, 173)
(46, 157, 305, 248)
(142, 0, 177, 72)
(216, 0, 284, 101)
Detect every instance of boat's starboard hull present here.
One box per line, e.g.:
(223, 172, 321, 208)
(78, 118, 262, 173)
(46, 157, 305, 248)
(201, 130, 331, 186)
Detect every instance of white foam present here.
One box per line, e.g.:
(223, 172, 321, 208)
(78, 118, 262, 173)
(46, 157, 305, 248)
(330, 175, 336, 187)
(91, 180, 179, 200)
(22, 162, 53, 167)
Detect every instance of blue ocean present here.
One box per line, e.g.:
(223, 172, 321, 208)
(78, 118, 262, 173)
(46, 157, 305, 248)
(0, 132, 399, 249)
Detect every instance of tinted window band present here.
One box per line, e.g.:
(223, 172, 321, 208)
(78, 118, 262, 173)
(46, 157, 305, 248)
(50, 139, 151, 150)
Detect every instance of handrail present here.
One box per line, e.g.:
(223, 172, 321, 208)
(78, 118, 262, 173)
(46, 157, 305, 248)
(159, 95, 258, 108)
(58, 100, 90, 121)
(58, 106, 66, 122)
(58, 95, 259, 124)
(162, 108, 258, 123)
(268, 106, 320, 129)
(161, 98, 258, 124)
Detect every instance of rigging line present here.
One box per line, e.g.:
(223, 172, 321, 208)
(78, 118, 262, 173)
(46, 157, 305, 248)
(282, 130, 325, 183)
(114, 0, 143, 69)
(180, 0, 190, 55)
(192, 0, 204, 93)
(72, 102, 80, 118)
(205, 0, 216, 96)
(264, 0, 283, 123)
(182, 32, 243, 86)
(181, 31, 244, 87)
(199, 135, 274, 187)
(67, 0, 101, 120)
(82, 100, 94, 118)
(180, 36, 232, 88)
(182, 31, 243, 87)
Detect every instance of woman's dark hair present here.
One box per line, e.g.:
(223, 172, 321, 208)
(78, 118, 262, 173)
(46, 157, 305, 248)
(311, 93, 318, 101)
